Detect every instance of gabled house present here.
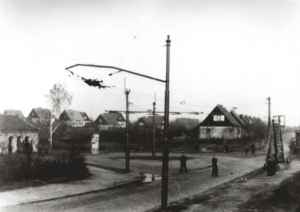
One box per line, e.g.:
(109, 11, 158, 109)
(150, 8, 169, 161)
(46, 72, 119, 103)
(95, 111, 125, 130)
(198, 105, 243, 140)
(27, 108, 51, 125)
(3, 110, 25, 119)
(59, 109, 92, 127)
(0, 115, 39, 154)
(27, 108, 52, 145)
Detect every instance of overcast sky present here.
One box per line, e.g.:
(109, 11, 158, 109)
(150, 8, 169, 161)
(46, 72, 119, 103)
(0, 0, 299, 125)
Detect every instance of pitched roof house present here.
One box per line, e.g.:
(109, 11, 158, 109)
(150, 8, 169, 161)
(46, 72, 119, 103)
(198, 105, 243, 140)
(27, 108, 52, 145)
(0, 115, 39, 153)
(27, 108, 51, 126)
(3, 110, 25, 119)
(95, 111, 125, 130)
(59, 109, 92, 127)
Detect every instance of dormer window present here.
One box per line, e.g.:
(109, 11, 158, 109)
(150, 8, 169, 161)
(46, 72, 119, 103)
(213, 115, 225, 122)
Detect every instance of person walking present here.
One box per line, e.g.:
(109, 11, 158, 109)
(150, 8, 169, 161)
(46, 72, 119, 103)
(179, 154, 188, 173)
(211, 155, 218, 177)
(250, 143, 256, 156)
(244, 146, 249, 156)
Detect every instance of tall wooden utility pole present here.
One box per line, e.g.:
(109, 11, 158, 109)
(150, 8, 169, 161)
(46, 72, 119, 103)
(265, 96, 273, 161)
(161, 35, 170, 210)
(125, 88, 131, 172)
(267, 97, 271, 131)
(152, 98, 156, 158)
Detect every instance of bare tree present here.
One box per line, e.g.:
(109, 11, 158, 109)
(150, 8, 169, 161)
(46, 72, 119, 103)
(46, 83, 73, 149)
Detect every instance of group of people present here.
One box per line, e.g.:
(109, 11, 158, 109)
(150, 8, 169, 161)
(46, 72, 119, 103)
(179, 153, 219, 177)
(8, 136, 33, 155)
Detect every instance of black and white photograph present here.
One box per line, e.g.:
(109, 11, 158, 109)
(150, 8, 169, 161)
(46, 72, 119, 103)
(0, 0, 300, 211)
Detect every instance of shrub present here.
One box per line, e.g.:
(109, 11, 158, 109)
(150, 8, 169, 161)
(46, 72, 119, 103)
(0, 152, 90, 184)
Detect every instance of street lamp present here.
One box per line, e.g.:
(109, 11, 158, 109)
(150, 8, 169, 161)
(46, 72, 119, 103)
(65, 35, 171, 210)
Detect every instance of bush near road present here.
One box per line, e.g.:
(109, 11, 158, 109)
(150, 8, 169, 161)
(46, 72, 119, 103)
(0, 152, 90, 189)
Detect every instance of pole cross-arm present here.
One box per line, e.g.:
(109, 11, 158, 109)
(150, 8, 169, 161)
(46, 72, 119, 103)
(65, 64, 166, 83)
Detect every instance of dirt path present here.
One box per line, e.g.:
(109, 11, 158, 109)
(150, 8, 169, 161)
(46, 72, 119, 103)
(155, 159, 300, 212)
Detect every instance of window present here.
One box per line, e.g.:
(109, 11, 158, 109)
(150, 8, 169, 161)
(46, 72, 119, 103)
(213, 115, 225, 122)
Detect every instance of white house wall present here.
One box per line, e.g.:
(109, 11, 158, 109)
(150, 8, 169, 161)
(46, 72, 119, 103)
(0, 131, 39, 154)
(199, 126, 242, 140)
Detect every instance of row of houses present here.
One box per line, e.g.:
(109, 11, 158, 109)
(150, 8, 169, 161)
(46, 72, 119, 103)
(0, 104, 265, 153)
(0, 108, 128, 153)
(0, 107, 199, 152)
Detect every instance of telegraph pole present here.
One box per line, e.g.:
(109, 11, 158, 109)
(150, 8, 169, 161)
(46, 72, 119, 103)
(125, 88, 131, 172)
(267, 97, 271, 131)
(152, 98, 156, 158)
(161, 35, 170, 210)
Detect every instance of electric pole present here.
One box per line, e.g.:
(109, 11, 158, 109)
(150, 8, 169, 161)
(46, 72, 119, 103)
(267, 97, 271, 131)
(125, 88, 131, 172)
(152, 98, 156, 158)
(161, 35, 170, 210)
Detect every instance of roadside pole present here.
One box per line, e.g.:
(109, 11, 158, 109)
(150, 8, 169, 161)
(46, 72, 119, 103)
(152, 100, 156, 158)
(125, 89, 131, 172)
(161, 35, 171, 211)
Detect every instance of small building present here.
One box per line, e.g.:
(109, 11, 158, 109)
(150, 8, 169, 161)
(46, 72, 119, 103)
(0, 115, 39, 154)
(27, 107, 51, 125)
(3, 110, 25, 119)
(198, 105, 243, 140)
(59, 109, 92, 127)
(95, 111, 126, 130)
(53, 122, 98, 152)
(27, 108, 52, 146)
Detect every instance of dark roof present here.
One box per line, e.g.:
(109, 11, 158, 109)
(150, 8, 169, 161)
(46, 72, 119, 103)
(53, 122, 96, 142)
(199, 104, 241, 127)
(95, 112, 125, 125)
(3, 110, 24, 119)
(231, 111, 246, 127)
(29, 108, 51, 120)
(60, 110, 91, 122)
(0, 115, 38, 132)
(27, 108, 52, 128)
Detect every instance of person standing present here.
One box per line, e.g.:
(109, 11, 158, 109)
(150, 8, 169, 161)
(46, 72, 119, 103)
(179, 154, 188, 173)
(211, 155, 218, 177)
(250, 143, 256, 156)
(244, 146, 249, 156)
(8, 137, 13, 154)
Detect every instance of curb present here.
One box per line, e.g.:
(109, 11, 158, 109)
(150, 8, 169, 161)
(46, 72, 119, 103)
(12, 178, 141, 207)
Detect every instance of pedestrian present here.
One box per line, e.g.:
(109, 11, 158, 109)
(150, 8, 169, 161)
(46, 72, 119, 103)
(224, 144, 229, 153)
(8, 137, 13, 154)
(211, 155, 218, 177)
(244, 146, 249, 156)
(179, 154, 188, 173)
(250, 143, 256, 156)
(23, 137, 32, 163)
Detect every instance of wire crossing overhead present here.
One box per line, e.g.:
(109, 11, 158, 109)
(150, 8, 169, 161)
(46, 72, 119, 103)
(106, 110, 202, 115)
